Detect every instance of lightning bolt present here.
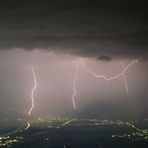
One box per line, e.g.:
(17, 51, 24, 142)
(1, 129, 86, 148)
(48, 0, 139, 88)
(71, 63, 80, 109)
(81, 59, 138, 92)
(28, 67, 37, 116)
(81, 60, 138, 81)
(120, 63, 129, 94)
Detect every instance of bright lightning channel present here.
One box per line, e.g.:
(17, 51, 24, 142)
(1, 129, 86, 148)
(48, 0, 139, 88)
(71, 63, 80, 109)
(123, 74, 129, 94)
(28, 67, 37, 116)
(71, 59, 138, 110)
(81, 59, 138, 84)
(120, 63, 129, 94)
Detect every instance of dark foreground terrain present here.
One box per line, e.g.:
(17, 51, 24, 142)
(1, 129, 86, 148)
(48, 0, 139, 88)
(0, 118, 148, 148)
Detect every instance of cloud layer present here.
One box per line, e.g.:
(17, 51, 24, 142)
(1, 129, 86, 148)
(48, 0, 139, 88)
(0, 0, 148, 59)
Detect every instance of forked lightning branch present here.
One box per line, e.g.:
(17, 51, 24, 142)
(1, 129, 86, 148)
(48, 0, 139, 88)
(28, 60, 138, 115)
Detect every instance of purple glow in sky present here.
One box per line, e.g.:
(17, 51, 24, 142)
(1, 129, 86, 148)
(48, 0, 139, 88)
(0, 49, 147, 119)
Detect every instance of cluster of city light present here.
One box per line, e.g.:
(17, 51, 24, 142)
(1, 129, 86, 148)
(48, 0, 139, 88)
(2, 117, 148, 148)
(112, 122, 148, 141)
(0, 136, 23, 147)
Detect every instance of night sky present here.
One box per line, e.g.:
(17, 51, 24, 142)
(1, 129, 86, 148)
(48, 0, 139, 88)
(0, 0, 148, 119)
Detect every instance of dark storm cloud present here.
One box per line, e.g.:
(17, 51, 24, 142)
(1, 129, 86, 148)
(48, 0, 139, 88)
(98, 55, 112, 62)
(0, 0, 148, 59)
